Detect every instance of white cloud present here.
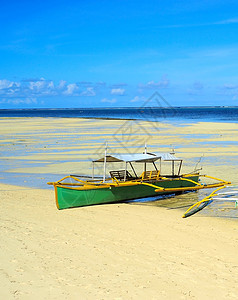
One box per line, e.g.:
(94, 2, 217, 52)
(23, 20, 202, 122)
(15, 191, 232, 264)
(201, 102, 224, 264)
(24, 97, 37, 104)
(139, 76, 170, 90)
(29, 79, 46, 91)
(58, 80, 67, 89)
(146, 78, 169, 88)
(48, 81, 54, 89)
(96, 81, 106, 86)
(27, 79, 57, 96)
(78, 81, 93, 86)
(130, 96, 145, 103)
(0, 78, 119, 103)
(80, 87, 96, 96)
(0, 97, 37, 105)
(63, 83, 79, 95)
(0, 78, 81, 98)
(223, 84, 238, 90)
(111, 88, 125, 95)
(0, 79, 20, 89)
(101, 98, 117, 104)
(215, 18, 238, 25)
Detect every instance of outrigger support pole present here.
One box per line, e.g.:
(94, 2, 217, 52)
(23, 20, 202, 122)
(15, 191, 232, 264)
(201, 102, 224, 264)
(124, 162, 127, 181)
(103, 142, 107, 183)
(172, 160, 175, 176)
(92, 161, 94, 179)
(129, 162, 137, 178)
(152, 161, 158, 171)
(178, 160, 183, 176)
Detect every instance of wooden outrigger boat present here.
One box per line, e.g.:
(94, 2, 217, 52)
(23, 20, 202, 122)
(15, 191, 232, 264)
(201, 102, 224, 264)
(48, 146, 230, 210)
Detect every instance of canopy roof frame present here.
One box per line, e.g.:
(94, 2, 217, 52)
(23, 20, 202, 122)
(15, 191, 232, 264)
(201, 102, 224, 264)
(92, 151, 183, 181)
(93, 152, 181, 164)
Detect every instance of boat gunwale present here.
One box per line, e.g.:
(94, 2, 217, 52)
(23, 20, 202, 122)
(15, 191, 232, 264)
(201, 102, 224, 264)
(52, 173, 201, 191)
(50, 172, 230, 193)
(50, 172, 201, 186)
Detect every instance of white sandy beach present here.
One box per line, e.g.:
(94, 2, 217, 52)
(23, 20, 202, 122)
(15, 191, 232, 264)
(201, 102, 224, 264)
(1, 183, 238, 300)
(0, 117, 238, 299)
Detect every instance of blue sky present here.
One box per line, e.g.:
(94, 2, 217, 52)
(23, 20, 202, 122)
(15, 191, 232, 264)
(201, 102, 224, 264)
(1, 0, 238, 108)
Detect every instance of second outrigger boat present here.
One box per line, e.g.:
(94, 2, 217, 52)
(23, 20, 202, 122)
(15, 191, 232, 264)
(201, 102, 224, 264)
(48, 145, 230, 209)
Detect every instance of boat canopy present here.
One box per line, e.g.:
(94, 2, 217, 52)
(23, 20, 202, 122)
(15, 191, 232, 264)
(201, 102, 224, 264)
(156, 152, 181, 161)
(93, 152, 180, 163)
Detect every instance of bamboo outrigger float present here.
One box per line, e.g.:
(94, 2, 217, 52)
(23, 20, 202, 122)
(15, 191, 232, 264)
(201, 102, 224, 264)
(183, 185, 237, 218)
(48, 145, 230, 210)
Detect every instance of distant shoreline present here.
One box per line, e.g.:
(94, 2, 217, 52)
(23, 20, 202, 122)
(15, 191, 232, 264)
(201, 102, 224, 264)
(1, 106, 238, 123)
(1, 105, 238, 111)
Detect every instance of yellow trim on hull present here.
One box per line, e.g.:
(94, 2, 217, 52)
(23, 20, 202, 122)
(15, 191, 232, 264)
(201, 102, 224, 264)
(48, 174, 230, 193)
(156, 182, 227, 193)
(155, 175, 230, 193)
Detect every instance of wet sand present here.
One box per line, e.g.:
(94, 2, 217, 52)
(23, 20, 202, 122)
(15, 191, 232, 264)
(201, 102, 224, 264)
(1, 117, 238, 181)
(0, 117, 238, 299)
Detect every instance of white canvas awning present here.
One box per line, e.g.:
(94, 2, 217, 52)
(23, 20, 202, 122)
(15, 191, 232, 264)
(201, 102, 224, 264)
(156, 152, 181, 161)
(93, 152, 181, 163)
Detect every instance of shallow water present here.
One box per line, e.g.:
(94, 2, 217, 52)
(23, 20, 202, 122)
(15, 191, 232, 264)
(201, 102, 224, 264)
(0, 117, 237, 219)
(128, 189, 238, 219)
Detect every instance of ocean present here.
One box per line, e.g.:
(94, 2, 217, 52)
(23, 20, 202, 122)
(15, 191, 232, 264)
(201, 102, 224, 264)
(1, 106, 238, 122)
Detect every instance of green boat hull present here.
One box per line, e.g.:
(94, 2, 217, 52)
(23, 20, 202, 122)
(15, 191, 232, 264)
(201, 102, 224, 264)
(55, 175, 200, 209)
